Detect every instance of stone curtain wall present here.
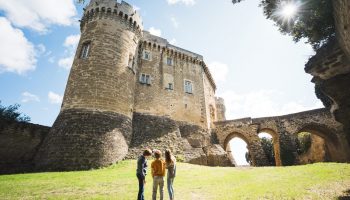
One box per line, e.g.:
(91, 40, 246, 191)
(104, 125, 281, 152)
(126, 112, 232, 167)
(214, 108, 350, 167)
(0, 118, 50, 174)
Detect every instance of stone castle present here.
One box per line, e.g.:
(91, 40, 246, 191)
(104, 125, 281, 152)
(1, 0, 349, 174)
(34, 0, 229, 171)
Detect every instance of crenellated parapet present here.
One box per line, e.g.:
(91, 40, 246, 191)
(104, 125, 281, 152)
(81, 0, 143, 37)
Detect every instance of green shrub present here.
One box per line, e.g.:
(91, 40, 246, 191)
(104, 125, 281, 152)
(296, 132, 312, 155)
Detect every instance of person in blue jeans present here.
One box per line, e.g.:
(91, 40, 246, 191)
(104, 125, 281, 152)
(136, 149, 152, 200)
(165, 149, 177, 200)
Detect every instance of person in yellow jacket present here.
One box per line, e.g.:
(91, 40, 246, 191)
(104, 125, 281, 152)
(151, 149, 166, 200)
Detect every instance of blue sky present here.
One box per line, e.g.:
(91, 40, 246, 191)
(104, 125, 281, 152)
(0, 0, 322, 164)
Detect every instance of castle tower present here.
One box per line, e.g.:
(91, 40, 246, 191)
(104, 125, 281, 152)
(215, 97, 226, 121)
(35, 0, 143, 171)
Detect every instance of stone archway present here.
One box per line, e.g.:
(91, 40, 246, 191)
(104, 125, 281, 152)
(223, 132, 269, 167)
(224, 132, 251, 166)
(296, 123, 345, 162)
(258, 128, 282, 166)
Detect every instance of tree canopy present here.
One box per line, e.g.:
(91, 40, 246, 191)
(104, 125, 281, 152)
(0, 101, 31, 122)
(233, 0, 335, 50)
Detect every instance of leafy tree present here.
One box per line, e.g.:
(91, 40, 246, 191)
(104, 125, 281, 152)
(295, 132, 312, 155)
(232, 0, 335, 50)
(260, 137, 276, 166)
(0, 101, 31, 122)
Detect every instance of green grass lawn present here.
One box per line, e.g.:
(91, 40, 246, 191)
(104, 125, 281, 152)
(1, 161, 350, 200)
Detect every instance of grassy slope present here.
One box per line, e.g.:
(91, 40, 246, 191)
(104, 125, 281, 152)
(0, 161, 350, 200)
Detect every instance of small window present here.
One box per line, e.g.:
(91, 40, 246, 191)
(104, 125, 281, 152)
(139, 73, 151, 85)
(143, 51, 151, 61)
(80, 42, 90, 59)
(167, 57, 173, 66)
(167, 83, 174, 90)
(128, 55, 134, 69)
(184, 80, 193, 94)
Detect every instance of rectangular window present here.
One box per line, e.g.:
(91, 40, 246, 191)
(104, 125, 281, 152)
(167, 57, 173, 66)
(80, 43, 90, 59)
(184, 80, 193, 94)
(167, 83, 174, 90)
(139, 73, 151, 85)
(143, 51, 151, 61)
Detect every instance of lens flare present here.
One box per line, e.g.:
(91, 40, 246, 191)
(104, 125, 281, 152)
(282, 3, 298, 18)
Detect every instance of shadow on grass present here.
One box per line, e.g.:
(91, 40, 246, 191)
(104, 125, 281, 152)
(338, 189, 350, 200)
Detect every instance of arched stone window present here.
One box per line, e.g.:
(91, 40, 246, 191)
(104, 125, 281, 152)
(80, 42, 91, 59)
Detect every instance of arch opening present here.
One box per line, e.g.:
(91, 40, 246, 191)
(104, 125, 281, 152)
(295, 124, 341, 164)
(258, 132, 276, 166)
(295, 131, 328, 164)
(224, 133, 251, 167)
(258, 129, 282, 166)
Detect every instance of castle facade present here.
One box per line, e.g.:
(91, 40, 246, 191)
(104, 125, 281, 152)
(34, 0, 227, 171)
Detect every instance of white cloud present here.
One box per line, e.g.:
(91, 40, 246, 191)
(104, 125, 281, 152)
(0, 17, 36, 74)
(58, 34, 80, 70)
(167, 0, 196, 6)
(48, 91, 63, 104)
(149, 27, 162, 37)
(219, 90, 324, 120)
(63, 34, 80, 48)
(169, 38, 177, 45)
(208, 62, 229, 83)
(58, 57, 74, 70)
(171, 17, 179, 28)
(0, 0, 77, 33)
(21, 92, 40, 103)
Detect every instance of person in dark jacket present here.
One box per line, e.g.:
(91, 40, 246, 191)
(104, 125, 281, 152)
(137, 149, 152, 200)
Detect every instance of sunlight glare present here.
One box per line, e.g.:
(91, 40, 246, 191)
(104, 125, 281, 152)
(282, 3, 298, 18)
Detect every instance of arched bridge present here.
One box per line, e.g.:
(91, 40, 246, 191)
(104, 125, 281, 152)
(214, 108, 350, 166)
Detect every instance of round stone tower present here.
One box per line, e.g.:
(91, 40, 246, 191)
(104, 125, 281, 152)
(35, 0, 143, 171)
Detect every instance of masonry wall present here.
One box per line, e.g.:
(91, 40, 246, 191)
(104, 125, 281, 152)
(126, 112, 232, 167)
(134, 32, 211, 128)
(203, 73, 218, 129)
(215, 108, 350, 167)
(0, 118, 50, 174)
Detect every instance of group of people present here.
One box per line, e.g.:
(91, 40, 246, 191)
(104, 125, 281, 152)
(136, 149, 177, 200)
